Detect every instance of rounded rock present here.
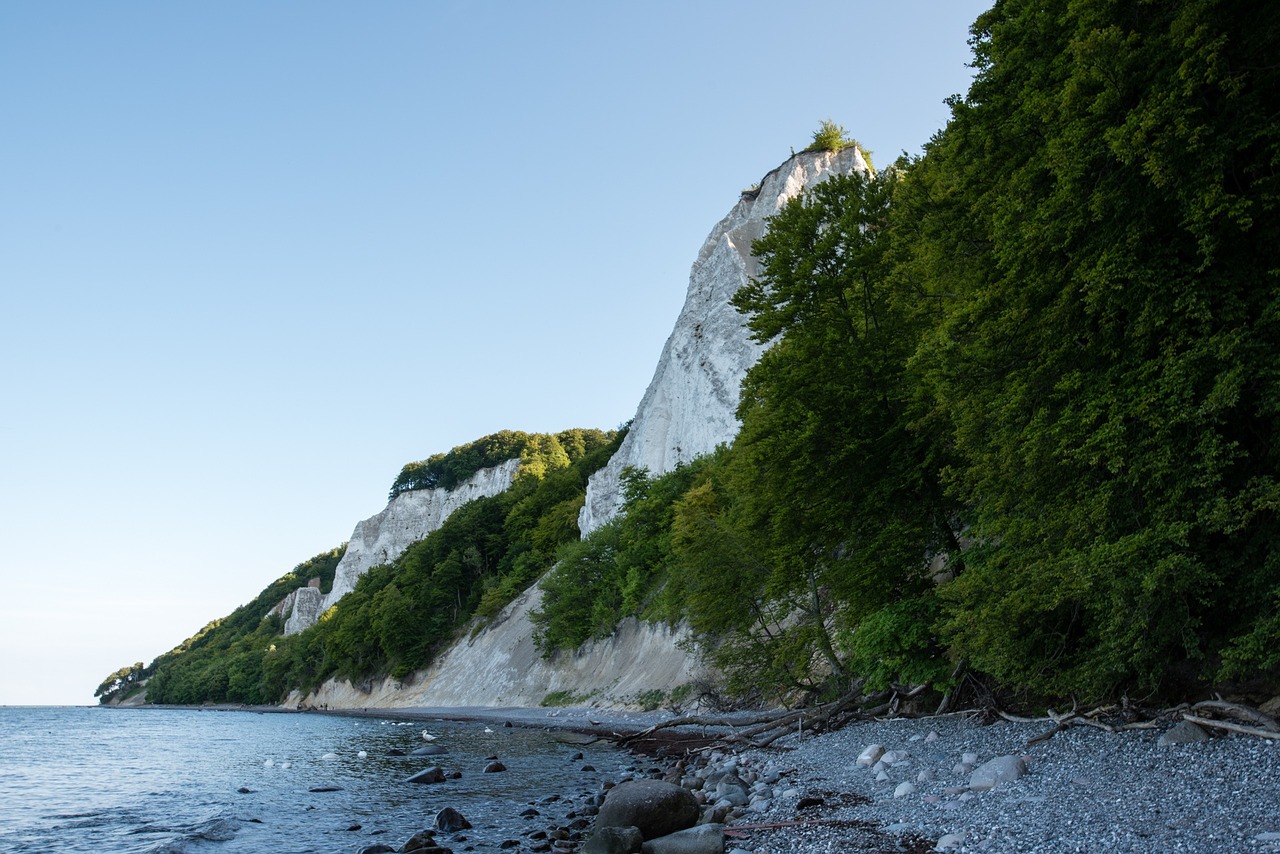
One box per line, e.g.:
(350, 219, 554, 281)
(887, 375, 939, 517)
(596, 779, 699, 841)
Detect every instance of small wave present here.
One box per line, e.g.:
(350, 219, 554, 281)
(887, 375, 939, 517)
(140, 815, 241, 852)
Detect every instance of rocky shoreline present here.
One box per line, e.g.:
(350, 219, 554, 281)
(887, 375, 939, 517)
(636, 710, 1280, 854)
(113, 702, 1280, 852)
(370, 704, 1280, 854)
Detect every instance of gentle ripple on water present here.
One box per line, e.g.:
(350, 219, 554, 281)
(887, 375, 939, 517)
(0, 706, 632, 853)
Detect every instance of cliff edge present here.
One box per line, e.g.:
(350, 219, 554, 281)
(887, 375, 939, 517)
(578, 147, 871, 535)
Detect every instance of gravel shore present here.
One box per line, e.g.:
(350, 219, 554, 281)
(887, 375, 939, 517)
(319, 703, 1280, 852)
(715, 713, 1280, 853)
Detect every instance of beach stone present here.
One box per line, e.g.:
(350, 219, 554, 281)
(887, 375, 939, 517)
(597, 780, 699, 841)
(925, 731, 940, 743)
(400, 829, 450, 853)
(875, 770, 890, 782)
(713, 776, 749, 807)
(640, 823, 725, 854)
(969, 755, 1027, 791)
(412, 744, 449, 756)
(484, 761, 507, 773)
(434, 807, 471, 832)
(1158, 720, 1210, 745)
(961, 752, 979, 765)
(937, 832, 964, 850)
(881, 749, 909, 764)
(856, 744, 885, 766)
(893, 782, 916, 798)
(917, 769, 935, 783)
(407, 767, 447, 784)
(583, 825, 643, 854)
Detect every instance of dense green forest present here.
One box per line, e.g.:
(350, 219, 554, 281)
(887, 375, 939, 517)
(101, 0, 1278, 709)
(537, 0, 1280, 704)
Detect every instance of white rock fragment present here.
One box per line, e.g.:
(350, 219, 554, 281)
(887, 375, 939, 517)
(925, 731, 941, 743)
(857, 744, 886, 767)
(936, 832, 964, 850)
(969, 755, 1028, 791)
(961, 751, 979, 765)
(894, 782, 917, 798)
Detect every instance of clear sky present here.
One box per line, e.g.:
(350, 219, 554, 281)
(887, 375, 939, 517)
(0, 1, 991, 706)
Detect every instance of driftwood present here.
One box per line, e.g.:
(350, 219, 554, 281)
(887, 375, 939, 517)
(616, 681, 936, 753)
(616, 688, 1280, 757)
(1190, 700, 1280, 732)
(1183, 713, 1280, 741)
(1005, 696, 1280, 746)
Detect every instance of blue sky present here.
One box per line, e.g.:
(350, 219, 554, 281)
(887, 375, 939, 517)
(0, 1, 991, 705)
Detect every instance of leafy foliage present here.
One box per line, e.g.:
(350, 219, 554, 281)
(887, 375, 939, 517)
(537, 1, 1280, 705)
(805, 119, 853, 153)
(390, 430, 530, 497)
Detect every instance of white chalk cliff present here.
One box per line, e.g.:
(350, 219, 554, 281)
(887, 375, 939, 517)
(578, 146, 871, 534)
(286, 148, 871, 710)
(281, 458, 522, 635)
(287, 584, 707, 710)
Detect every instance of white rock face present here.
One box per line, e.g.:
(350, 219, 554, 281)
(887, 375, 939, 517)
(286, 582, 705, 709)
(271, 586, 323, 630)
(282, 458, 521, 635)
(579, 147, 871, 534)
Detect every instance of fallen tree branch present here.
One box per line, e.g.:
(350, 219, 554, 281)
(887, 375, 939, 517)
(1183, 713, 1280, 741)
(1191, 701, 1280, 733)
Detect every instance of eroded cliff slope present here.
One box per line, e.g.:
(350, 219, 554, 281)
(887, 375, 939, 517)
(578, 146, 871, 534)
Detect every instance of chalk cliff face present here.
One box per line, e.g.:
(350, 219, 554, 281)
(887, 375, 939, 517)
(287, 584, 707, 710)
(282, 147, 869, 709)
(282, 458, 521, 635)
(578, 147, 871, 534)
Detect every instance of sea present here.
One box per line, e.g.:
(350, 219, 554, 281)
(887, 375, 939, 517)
(0, 705, 634, 854)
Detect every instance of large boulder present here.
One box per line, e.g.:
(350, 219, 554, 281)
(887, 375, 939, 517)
(596, 780, 699, 841)
(411, 744, 449, 756)
(406, 767, 447, 784)
(968, 755, 1027, 791)
(433, 807, 471, 832)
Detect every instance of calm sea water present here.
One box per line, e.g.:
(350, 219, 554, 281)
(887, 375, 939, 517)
(0, 706, 630, 854)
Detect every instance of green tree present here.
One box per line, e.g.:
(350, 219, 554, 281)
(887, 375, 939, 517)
(911, 0, 1280, 697)
(725, 169, 960, 692)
